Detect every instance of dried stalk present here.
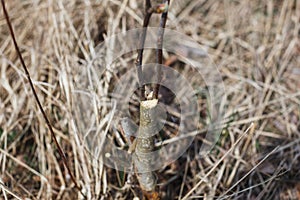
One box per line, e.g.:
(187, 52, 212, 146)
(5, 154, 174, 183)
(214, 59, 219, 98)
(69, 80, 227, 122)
(1, 0, 84, 197)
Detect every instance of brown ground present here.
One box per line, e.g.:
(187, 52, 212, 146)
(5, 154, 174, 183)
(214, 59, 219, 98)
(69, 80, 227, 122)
(0, 0, 300, 199)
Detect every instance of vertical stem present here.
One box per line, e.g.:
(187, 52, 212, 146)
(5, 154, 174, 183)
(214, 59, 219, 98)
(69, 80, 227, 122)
(135, 99, 158, 192)
(153, 0, 170, 99)
(135, 0, 153, 101)
(134, 1, 170, 198)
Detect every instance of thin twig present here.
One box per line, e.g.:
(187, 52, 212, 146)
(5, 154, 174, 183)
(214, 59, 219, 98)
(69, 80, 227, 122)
(145, 0, 151, 11)
(1, 0, 84, 197)
(135, 1, 170, 100)
(153, 0, 169, 99)
(135, 0, 153, 101)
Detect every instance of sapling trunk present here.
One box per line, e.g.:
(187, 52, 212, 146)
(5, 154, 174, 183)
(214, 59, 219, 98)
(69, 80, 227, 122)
(135, 99, 158, 192)
(133, 0, 170, 198)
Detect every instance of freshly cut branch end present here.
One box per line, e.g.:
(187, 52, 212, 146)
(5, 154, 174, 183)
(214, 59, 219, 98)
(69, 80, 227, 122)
(141, 98, 158, 109)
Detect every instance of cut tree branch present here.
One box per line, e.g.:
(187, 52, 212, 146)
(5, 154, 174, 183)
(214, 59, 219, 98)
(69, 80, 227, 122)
(135, 99, 158, 192)
(133, 1, 170, 198)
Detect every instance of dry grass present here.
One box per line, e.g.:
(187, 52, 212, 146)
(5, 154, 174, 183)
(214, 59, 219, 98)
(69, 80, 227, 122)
(0, 0, 300, 199)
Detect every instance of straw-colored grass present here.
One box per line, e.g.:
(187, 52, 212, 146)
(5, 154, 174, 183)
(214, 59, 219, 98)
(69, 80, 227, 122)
(0, 0, 299, 199)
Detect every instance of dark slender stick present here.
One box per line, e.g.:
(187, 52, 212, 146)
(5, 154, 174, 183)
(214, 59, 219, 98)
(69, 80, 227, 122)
(1, 0, 84, 197)
(145, 0, 151, 11)
(135, 0, 153, 101)
(153, 0, 170, 99)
